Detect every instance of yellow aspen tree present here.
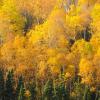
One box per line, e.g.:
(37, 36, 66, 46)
(0, 0, 25, 41)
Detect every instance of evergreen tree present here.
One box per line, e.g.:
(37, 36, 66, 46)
(0, 69, 5, 100)
(16, 75, 25, 100)
(91, 91, 96, 100)
(16, 76, 24, 97)
(29, 82, 37, 100)
(5, 69, 15, 100)
(83, 86, 92, 100)
(55, 83, 69, 100)
(43, 79, 54, 100)
(18, 85, 25, 100)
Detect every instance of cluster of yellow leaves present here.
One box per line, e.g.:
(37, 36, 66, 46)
(66, 4, 91, 39)
(17, 0, 57, 20)
(0, 0, 25, 41)
(91, 3, 100, 33)
(79, 51, 100, 87)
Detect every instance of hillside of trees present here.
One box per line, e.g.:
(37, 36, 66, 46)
(0, 0, 100, 100)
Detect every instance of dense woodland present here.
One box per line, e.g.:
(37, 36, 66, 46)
(0, 0, 100, 100)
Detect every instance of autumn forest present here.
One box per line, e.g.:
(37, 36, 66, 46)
(0, 0, 100, 100)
